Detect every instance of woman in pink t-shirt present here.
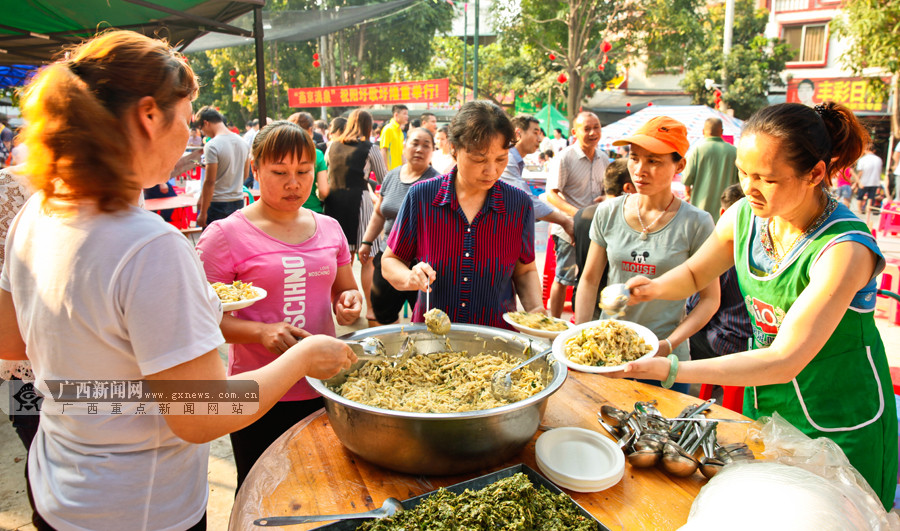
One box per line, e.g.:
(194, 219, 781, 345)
(196, 121, 362, 489)
(834, 167, 853, 207)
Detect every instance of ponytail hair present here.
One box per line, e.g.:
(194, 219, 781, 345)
(742, 102, 867, 187)
(19, 30, 198, 212)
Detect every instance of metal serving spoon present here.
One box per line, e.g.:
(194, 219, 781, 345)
(490, 344, 550, 400)
(253, 497, 403, 526)
(294, 335, 390, 361)
(599, 283, 630, 317)
(424, 307, 451, 335)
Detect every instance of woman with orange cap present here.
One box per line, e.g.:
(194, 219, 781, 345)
(574, 116, 720, 393)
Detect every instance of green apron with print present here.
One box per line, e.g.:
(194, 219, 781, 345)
(735, 200, 898, 510)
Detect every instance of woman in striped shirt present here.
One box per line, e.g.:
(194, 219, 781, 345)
(381, 101, 544, 329)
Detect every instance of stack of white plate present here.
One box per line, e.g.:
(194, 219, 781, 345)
(535, 427, 625, 493)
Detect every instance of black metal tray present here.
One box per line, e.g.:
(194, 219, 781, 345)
(312, 463, 610, 530)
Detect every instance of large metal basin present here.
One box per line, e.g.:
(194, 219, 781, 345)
(308, 323, 567, 475)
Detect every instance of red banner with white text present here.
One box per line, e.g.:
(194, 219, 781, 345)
(288, 79, 450, 108)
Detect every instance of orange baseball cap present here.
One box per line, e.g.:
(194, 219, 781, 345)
(613, 116, 690, 157)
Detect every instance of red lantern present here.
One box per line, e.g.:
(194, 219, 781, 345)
(313, 52, 320, 60)
(230, 77, 235, 83)
(648, 102, 653, 106)
(601, 41, 612, 53)
(590, 83, 596, 89)
(626, 102, 631, 107)
(598, 65, 605, 71)
(231, 84, 236, 89)
(602, 53, 608, 64)
(313, 60, 321, 68)
(626, 109, 631, 114)
(229, 69, 236, 76)
(557, 73, 568, 83)
(714, 90, 722, 98)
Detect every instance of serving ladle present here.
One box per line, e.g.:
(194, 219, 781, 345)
(599, 283, 630, 317)
(627, 445, 661, 468)
(628, 428, 668, 468)
(661, 422, 716, 477)
(490, 344, 549, 400)
(254, 497, 403, 526)
(715, 442, 755, 464)
(599, 404, 633, 428)
(698, 424, 725, 479)
(424, 307, 451, 335)
(343, 337, 392, 361)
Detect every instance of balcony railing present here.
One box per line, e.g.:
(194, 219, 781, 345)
(774, 0, 808, 12)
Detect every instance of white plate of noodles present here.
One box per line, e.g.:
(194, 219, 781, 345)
(212, 281, 267, 312)
(551, 320, 658, 373)
(503, 311, 572, 339)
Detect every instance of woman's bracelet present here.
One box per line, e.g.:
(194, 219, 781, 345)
(663, 338, 673, 354)
(360, 240, 373, 246)
(662, 354, 679, 389)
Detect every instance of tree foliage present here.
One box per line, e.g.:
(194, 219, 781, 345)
(642, 0, 791, 120)
(323, 0, 453, 87)
(832, 0, 900, 136)
(496, 0, 640, 124)
(188, 0, 454, 125)
(418, 35, 546, 108)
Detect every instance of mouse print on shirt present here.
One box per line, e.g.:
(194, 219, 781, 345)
(622, 248, 656, 276)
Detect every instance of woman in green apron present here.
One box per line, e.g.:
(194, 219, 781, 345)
(618, 101, 898, 510)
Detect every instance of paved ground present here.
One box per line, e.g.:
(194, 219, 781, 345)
(2, 209, 900, 530)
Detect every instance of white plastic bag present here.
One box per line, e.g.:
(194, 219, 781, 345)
(681, 413, 899, 531)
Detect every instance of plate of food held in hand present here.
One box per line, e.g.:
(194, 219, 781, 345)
(503, 311, 572, 339)
(551, 319, 658, 373)
(212, 281, 267, 312)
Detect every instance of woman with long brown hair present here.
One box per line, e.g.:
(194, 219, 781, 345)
(0, 31, 354, 530)
(325, 109, 387, 324)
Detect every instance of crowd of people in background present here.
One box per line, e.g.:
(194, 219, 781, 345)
(0, 29, 898, 531)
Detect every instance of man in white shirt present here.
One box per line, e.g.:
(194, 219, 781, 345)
(500, 115, 573, 239)
(196, 106, 250, 228)
(545, 112, 608, 317)
(852, 143, 884, 215)
(550, 128, 568, 152)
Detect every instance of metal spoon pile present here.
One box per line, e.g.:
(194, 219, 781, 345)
(597, 400, 754, 479)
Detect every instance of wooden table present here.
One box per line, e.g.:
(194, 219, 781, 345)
(229, 373, 762, 530)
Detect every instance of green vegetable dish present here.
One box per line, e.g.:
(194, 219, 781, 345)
(357, 473, 598, 530)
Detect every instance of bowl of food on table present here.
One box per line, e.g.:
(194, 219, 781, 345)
(503, 311, 572, 339)
(211, 281, 267, 312)
(308, 323, 568, 475)
(551, 320, 658, 374)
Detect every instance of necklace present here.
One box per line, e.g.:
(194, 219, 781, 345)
(635, 194, 676, 240)
(761, 194, 837, 273)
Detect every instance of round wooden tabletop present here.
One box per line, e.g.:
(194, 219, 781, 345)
(230, 372, 762, 530)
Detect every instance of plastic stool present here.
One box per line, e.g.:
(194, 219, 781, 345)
(878, 201, 900, 237)
(698, 384, 744, 413)
(890, 366, 900, 396)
